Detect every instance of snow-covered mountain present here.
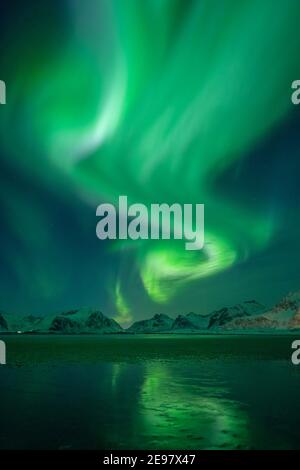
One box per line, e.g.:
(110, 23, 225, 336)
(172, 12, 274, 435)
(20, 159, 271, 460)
(208, 300, 266, 329)
(225, 291, 300, 331)
(172, 312, 210, 331)
(0, 309, 122, 334)
(128, 314, 173, 333)
(1, 290, 300, 334)
(268, 290, 300, 327)
(48, 309, 122, 334)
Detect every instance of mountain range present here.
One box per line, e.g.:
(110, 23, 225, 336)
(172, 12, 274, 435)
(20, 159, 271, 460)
(0, 290, 300, 334)
(0, 308, 122, 334)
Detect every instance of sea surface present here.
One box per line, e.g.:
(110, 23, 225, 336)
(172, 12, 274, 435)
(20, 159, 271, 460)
(0, 334, 300, 450)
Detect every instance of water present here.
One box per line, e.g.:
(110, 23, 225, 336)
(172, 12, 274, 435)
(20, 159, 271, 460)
(0, 334, 300, 450)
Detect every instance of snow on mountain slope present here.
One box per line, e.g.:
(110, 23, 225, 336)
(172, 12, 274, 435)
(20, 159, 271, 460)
(208, 300, 266, 329)
(172, 312, 210, 331)
(128, 314, 173, 333)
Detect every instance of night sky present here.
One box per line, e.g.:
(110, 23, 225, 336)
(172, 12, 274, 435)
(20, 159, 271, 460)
(0, 0, 300, 325)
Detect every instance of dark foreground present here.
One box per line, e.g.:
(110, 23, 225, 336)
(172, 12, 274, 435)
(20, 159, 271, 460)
(0, 334, 299, 450)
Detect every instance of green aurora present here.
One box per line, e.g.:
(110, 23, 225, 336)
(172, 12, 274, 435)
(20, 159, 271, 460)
(0, 0, 300, 324)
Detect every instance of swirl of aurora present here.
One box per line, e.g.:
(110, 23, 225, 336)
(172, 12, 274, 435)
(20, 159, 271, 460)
(1, 0, 300, 319)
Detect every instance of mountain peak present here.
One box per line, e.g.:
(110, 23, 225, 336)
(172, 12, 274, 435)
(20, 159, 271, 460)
(208, 300, 266, 329)
(128, 313, 173, 333)
(1, 290, 300, 334)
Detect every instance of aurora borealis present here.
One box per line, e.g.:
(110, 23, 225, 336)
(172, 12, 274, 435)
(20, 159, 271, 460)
(1, 0, 300, 324)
